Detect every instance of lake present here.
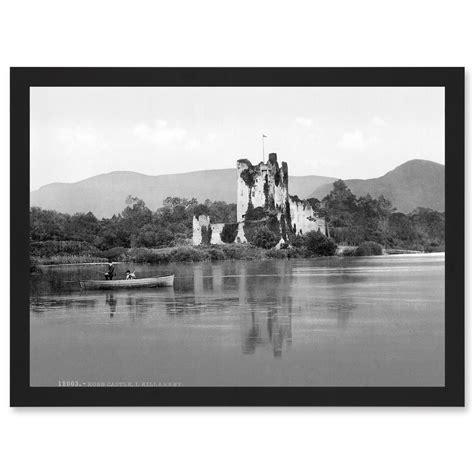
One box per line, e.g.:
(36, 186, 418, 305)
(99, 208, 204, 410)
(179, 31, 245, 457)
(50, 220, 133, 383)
(30, 254, 445, 387)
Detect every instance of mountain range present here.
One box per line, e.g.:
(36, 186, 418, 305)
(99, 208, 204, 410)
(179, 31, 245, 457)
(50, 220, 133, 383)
(30, 159, 444, 217)
(309, 159, 444, 213)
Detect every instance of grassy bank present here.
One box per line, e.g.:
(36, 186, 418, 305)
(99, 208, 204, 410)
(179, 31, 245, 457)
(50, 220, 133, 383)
(126, 244, 296, 263)
(31, 241, 441, 269)
(31, 244, 330, 267)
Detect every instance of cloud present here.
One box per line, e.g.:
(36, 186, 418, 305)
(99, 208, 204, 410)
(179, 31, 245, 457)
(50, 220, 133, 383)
(55, 126, 108, 153)
(295, 117, 313, 128)
(337, 130, 380, 152)
(133, 119, 187, 145)
(371, 116, 388, 127)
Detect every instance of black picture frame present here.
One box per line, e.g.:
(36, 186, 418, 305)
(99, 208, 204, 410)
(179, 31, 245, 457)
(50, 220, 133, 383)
(11, 67, 464, 407)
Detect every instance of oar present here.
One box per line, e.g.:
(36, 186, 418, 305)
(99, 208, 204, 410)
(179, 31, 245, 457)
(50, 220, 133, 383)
(92, 269, 107, 276)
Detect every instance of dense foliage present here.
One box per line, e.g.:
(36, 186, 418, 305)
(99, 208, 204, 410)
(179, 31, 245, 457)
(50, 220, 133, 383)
(304, 230, 338, 256)
(248, 226, 280, 249)
(322, 180, 444, 251)
(220, 223, 239, 243)
(201, 225, 212, 245)
(354, 241, 383, 256)
(30, 179, 445, 264)
(30, 196, 236, 251)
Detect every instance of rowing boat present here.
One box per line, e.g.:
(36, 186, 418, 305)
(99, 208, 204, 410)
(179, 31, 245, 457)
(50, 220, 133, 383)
(79, 274, 174, 290)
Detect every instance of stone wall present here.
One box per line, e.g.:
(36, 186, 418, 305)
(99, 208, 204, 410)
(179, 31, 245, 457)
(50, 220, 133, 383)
(289, 196, 326, 235)
(210, 223, 224, 245)
(192, 218, 228, 245)
(235, 222, 247, 243)
(192, 215, 211, 245)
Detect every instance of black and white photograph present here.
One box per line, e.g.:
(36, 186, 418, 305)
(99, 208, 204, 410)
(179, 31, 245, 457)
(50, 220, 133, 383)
(3, 2, 472, 473)
(26, 82, 451, 390)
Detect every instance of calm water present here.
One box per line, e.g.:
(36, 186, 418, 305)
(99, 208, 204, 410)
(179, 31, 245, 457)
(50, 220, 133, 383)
(30, 254, 445, 387)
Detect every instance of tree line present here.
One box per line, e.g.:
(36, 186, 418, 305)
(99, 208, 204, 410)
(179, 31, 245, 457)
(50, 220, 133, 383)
(30, 180, 445, 258)
(30, 196, 236, 253)
(315, 180, 444, 251)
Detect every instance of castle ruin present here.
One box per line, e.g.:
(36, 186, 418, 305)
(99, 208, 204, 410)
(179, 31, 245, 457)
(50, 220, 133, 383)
(192, 153, 326, 246)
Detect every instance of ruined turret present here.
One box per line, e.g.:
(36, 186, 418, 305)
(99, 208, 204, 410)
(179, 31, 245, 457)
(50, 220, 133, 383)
(193, 153, 327, 246)
(237, 153, 289, 222)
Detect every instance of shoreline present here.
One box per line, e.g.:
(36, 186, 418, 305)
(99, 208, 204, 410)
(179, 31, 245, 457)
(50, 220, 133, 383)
(33, 245, 445, 268)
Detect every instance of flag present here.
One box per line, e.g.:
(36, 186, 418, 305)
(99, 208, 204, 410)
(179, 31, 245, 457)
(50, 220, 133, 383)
(262, 134, 267, 138)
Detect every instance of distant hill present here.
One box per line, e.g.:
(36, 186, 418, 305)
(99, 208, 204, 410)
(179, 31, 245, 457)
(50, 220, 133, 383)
(30, 169, 336, 218)
(30, 160, 444, 217)
(309, 159, 444, 213)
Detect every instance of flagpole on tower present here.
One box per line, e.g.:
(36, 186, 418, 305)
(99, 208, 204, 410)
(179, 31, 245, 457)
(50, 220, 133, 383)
(262, 134, 267, 161)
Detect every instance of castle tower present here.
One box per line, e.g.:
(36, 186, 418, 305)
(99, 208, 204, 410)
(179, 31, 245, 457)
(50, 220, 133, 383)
(193, 153, 327, 246)
(236, 153, 290, 221)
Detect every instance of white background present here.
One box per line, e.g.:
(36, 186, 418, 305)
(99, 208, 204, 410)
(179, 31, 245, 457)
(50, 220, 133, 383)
(0, 1, 471, 473)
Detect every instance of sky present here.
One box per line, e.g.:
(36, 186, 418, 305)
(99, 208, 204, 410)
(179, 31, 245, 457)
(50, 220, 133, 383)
(30, 87, 444, 190)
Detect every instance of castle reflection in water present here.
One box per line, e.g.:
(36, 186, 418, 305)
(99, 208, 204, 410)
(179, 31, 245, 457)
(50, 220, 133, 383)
(31, 260, 359, 360)
(30, 256, 444, 387)
(192, 263, 293, 358)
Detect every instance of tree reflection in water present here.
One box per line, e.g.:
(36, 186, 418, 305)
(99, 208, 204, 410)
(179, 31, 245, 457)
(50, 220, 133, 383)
(31, 260, 362, 359)
(325, 272, 361, 329)
(30, 257, 445, 386)
(104, 290, 174, 321)
(30, 296, 97, 314)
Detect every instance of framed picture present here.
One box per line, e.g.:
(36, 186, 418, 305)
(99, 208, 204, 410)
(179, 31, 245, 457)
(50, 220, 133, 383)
(11, 68, 464, 406)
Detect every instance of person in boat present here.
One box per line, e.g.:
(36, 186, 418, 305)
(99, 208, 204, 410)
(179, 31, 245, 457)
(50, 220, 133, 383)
(126, 270, 136, 280)
(104, 263, 115, 280)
